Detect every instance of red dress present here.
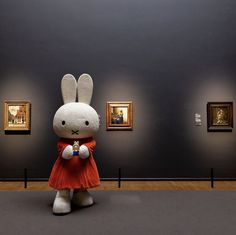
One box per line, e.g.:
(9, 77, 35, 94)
(49, 137, 100, 190)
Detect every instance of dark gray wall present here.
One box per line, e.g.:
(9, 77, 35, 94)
(0, 0, 236, 179)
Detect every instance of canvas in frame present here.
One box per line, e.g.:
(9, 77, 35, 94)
(4, 101, 31, 131)
(207, 102, 233, 132)
(106, 101, 133, 130)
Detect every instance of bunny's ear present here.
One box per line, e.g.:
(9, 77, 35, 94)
(61, 74, 77, 104)
(77, 73, 93, 105)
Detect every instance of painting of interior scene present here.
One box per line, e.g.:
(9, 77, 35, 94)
(8, 105, 27, 127)
(212, 107, 229, 125)
(110, 107, 128, 125)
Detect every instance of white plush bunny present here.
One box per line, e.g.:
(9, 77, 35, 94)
(49, 74, 100, 215)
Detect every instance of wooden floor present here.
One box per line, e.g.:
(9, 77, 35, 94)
(1, 181, 236, 190)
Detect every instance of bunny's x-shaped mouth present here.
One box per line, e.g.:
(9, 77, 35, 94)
(72, 130, 79, 135)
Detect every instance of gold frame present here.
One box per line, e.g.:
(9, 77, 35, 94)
(106, 101, 133, 130)
(4, 101, 31, 131)
(207, 102, 233, 132)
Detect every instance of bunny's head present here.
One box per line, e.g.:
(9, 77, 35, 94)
(53, 74, 99, 139)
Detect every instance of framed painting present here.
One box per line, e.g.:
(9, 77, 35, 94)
(207, 102, 233, 132)
(4, 101, 31, 131)
(106, 101, 133, 130)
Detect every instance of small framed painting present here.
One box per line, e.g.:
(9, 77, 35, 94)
(106, 101, 133, 130)
(4, 101, 31, 131)
(207, 102, 233, 132)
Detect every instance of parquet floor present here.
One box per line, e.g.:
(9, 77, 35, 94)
(0, 181, 236, 190)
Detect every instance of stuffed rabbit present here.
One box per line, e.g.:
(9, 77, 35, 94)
(49, 73, 100, 215)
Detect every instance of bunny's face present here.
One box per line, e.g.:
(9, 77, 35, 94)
(53, 73, 99, 139)
(53, 102, 99, 139)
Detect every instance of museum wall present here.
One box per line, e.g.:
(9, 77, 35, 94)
(0, 0, 236, 179)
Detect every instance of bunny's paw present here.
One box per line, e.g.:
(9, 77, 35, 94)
(79, 145, 90, 159)
(62, 145, 73, 160)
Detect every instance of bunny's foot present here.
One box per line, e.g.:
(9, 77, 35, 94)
(53, 189, 71, 215)
(72, 189, 94, 207)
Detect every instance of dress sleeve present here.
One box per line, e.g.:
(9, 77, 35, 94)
(83, 140, 96, 156)
(57, 141, 69, 157)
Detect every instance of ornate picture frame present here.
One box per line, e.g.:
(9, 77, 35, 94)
(106, 101, 133, 130)
(207, 102, 233, 132)
(4, 101, 31, 131)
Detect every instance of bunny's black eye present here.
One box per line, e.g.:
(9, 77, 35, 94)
(85, 121, 89, 126)
(62, 120, 66, 125)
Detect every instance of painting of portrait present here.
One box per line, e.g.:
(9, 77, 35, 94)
(106, 102, 133, 130)
(207, 102, 233, 132)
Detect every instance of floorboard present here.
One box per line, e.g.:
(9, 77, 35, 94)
(0, 181, 236, 190)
